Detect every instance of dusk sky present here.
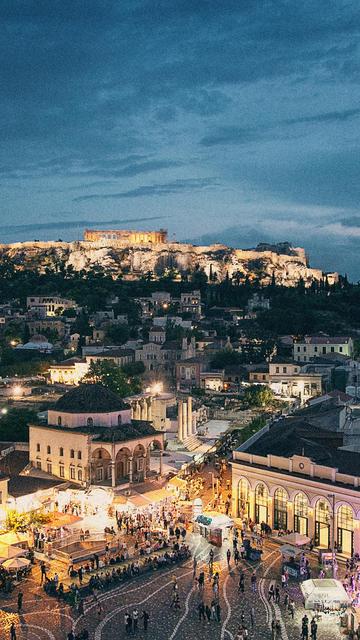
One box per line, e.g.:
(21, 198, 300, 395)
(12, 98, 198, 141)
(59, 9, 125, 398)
(1, 1, 360, 277)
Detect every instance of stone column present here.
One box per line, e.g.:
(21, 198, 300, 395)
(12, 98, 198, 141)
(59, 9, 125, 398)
(111, 460, 116, 488)
(267, 496, 273, 528)
(129, 456, 133, 483)
(187, 396, 193, 435)
(159, 450, 163, 477)
(147, 398, 152, 422)
(143, 455, 147, 481)
(287, 500, 294, 531)
(182, 402, 188, 440)
(354, 520, 360, 555)
(134, 401, 141, 420)
(178, 401, 183, 442)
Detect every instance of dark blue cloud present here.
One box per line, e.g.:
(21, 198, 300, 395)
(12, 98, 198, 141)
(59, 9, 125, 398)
(73, 178, 219, 202)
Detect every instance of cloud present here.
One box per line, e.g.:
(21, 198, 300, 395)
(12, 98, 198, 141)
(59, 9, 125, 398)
(73, 177, 219, 202)
(0, 216, 166, 234)
(284, 107, 360, 126)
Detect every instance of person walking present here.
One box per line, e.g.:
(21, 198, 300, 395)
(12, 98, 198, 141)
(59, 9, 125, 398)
(226, 548, 231, 569)
(142, 610, 149, 632)
(250, 606, 255, 630)
(133, 609, 139, 633)
(205, 604, 212, 622)
(198, 601, 206, 621)
(216, 602, 221, 622)
(17, 591, 23, 613)
(289, 600, 295, 619)
(310, 619, 317, 640)
(40, 561, 47, 585)
(251, 571, 257, 593)
(275, 585, 280, 604)
(10, 623, 16, 640)
(268, 584, 275, 601)
(238, 572, 245, 593)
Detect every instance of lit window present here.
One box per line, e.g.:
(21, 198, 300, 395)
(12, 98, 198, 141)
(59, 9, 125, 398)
(47, 462, 52, 474)
(70, 466, 75, 480)
(77, 469, 82, 481)
(59, 465, 65, 478)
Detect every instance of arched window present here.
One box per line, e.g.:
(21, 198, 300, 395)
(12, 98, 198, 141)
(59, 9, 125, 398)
(87, 417, 94, 427)
(294, 492, 308, 535)
(238, 478, 250, 518)
(274, 487, 287, 530)
(70, 449, 75, 459)
(255, 483, 268, 524)
(337, 505, 354, 556)
(57, 416, 62, 426)
(118, 414, 122, 426)
(59, 447, 64, 457)
(47, 445, 51, 455)
(315, 498, 331, 548)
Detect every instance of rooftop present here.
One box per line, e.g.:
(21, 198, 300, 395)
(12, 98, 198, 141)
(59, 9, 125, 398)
(53, 383, 127, 414)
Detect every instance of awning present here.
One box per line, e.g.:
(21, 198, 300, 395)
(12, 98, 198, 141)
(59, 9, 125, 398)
(279, 532, 310, 547)
(301, 579, 351, 610)
(127, 489, 171, 508)
(0, 532, 28, 547)
(46, 512, 83, 528)
(279, 544, 303, 558)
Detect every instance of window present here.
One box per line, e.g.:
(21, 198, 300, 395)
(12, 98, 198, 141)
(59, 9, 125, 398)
(339, 346, 343, 353)
(238, 478, 250, 518)
(36, 461, 41, 470)
(274, 487, 287, 530)
(57, 416, 62, 426)
(275, 367, 279, 373)
(253, 374, 258, 381)
(36, 443, 40, 452)
(314, 346, 318, 352)
(294, 493, 309, 535)
(96, 467, 103, 481)
(70, 466, 75, 480)
(118, 415, 122, 426)
(47, 445, 51, 454)
(47, 462, 52, 474)
(283, 367, 287, 373)
(59, 465, 65, 478)
(77, 451, 82, 460)
(77, 469, 82, 481)
(59, 447, 64, 457)
(331, 346, 335, 353)
(255, 483, 268, 524)
(87, 417, 94, 427)
(70, 449, 74, 459)
(297, 346, 300, 352)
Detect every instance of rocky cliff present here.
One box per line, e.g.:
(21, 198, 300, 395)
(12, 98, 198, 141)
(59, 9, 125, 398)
(0, 240, 337, 286)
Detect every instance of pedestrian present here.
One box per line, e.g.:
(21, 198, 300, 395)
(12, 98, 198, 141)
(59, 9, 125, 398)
(238, 573, 245, 593)
(17, 591, 23, 613)
(40, 561, 47, 585)
(226, 548, 231, 568)
(310, 619, 317, 640)
(284, 593, 289, 607)
(198, 601, 206, 621)
(250, 606, 255, 629)
(268, 584, 275, 601)
(251, 571, 257, 592)
(10, 623, 16, 640)
(205, 604, 212, 622)
(133, 608, 138, 633)
(142, 610, 149, 632)
(275, 620, 281, 640)
(78, 566, 83, 585)
(67, 633, 74, 640)
(275, 585, 280, 604)
(216, 602, 221, 622)
(97, 602, 103, 619)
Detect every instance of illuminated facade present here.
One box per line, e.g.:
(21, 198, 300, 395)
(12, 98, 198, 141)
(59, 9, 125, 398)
(29, 384, 164, 487)
(84, 228, 168, 244)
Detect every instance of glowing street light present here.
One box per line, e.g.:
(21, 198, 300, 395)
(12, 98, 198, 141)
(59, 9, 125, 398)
(1, 408, 8, 415)
(12, 385, 23, 397)
(151, 382, 163, 395)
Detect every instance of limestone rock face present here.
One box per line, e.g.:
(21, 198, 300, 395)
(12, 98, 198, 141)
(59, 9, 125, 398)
(0, 240, 337, 286)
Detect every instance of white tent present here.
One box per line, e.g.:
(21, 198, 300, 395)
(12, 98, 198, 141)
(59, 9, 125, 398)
(301, 579, 351, 610)
(279, 544, 303, 559)
(279, 532, 310, 547)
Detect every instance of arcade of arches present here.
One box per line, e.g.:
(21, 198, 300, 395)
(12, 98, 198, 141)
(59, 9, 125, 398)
(235, 477, 360, 556)
(90, 437, 164, 487)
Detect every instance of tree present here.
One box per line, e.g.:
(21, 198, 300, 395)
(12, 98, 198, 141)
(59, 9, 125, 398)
(0, 408, 38, 441)
(243, 384, 274, 407)
(210, 350, 242, 369)
(82, 360, 141, 397)
(106, 324, 130, 345)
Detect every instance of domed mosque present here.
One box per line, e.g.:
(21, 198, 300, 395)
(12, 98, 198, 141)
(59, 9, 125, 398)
(29, 384, 164, 487)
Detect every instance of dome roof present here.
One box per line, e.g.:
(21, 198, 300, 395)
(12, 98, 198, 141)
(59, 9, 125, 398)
(54, 383, 127, 414)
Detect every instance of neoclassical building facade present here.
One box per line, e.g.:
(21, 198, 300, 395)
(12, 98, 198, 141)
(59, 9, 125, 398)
(29, 384, 164, 488)
(232, 413, 360, 557)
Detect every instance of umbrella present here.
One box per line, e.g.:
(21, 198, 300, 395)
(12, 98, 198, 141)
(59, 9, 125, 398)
(2, 557, 30, 570)
(0, 545, 24, 562)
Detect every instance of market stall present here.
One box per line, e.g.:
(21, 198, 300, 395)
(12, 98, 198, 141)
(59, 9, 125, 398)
(301, 578, 351, 611)
(194, 512, 233, 546)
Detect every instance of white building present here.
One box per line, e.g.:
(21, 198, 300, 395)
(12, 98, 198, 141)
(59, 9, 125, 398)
(294, 336, 354, 363)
